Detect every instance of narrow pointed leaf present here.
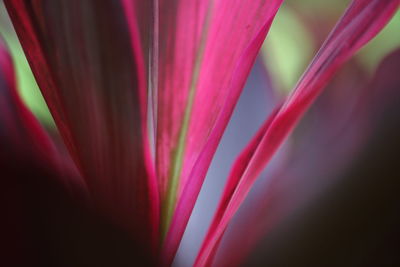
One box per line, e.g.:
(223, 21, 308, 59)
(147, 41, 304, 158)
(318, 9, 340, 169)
(177, 0, 283, 201)
(0, 38, 58, 168)
(216, 59, 371, 266)
(153, 0, 213, 233)
(195, 1, 400, 266)
(5, 0, 159, 248)
(161, 1, 283, 263)
(1, 37, 86, 191)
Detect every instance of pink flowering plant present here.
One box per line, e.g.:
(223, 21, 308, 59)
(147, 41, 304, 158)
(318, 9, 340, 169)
(1, 0, 399, 266)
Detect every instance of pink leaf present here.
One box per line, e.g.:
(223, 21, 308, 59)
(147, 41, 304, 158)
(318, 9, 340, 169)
(0, 38, 60, 171)
(195, 1, 400, 266)
(178, 0, 283, 205)
(216, 58, 371, 266)
(5, 0, 159, 249)
(1, 36, 85, 193)
(161, 1, 283, 263)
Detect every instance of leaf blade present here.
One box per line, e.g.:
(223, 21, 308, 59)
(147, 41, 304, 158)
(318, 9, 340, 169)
(161, 0, 283, 263)
(5, 0, 159, 249)
(195, 1, 400, 266)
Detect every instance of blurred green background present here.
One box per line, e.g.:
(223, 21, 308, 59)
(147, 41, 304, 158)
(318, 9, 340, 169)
(264, 0, 400, 93)
(0, 1, 54, 126)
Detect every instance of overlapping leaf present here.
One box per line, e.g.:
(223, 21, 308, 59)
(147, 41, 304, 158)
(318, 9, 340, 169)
(5, 0, 398, 266)
(195, 1, 400, 266)
(152, 0, 283, 263)
(0, 38, 60, 170)
(5, 0, 159, 248)
(215, 59, 370, 266)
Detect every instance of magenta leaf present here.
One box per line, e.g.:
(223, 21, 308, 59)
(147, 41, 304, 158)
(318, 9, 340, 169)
(215, 59, 371, 266)
(149, 0, 215, 231)
(5, 0, 159, 249)
(1, 36, 159, 267)
(195, 1, 400, 266)
(0, 38, 62, 172)
(221, 48, 400, 266)
(159, 1, 283, 263)
(0, 36, 86, 198)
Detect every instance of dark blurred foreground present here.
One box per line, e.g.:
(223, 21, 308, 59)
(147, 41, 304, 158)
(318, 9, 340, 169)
(0, 150, 156, 267)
